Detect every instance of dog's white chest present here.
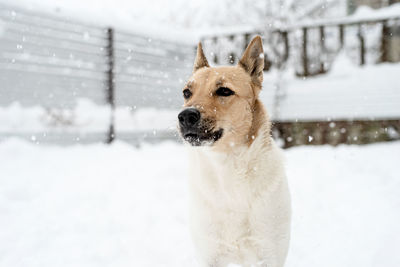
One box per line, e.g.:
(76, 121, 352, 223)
(189, 147, 255, 211)
(187, 142, 290, 266)
(189, 157, 257, 262)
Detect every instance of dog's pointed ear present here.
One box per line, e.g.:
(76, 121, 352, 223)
(193, 42, 209, 73)
(238, 36, 264, 85)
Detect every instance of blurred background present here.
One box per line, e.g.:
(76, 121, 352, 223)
(1, 0, 399, 146)
(0, 0, 399, 266)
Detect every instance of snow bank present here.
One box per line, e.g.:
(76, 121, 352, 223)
(0, 98, 178, 133)
(0, 99, 109, 133)
(0, 139, 399, 266)
(261, 58, 400, 121)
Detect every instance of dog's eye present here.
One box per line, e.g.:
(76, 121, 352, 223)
(183, 89, 192, 99)
(215, 87, 235, 97)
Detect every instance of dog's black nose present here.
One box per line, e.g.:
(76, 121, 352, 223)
(178, 108, 200, 128)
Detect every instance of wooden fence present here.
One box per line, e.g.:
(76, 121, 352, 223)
(0, 3, 194, 143)
(274, 119, 400, 148)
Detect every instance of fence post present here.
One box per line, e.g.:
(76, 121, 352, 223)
(339, 24, 345, 48)
(357, 24, 366, 66)
(106, 27, 115, 143)
(212, 37, 219, 64)
(301, 27, 309, 76)
(282, 31, 289, 62)
(319, 26, 326, 74)
(228, 34, 236, 64)
(380, 20, 389, 63)
(243, 33, 251, 51)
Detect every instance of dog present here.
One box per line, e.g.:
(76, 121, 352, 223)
(178, 36, 291, 267)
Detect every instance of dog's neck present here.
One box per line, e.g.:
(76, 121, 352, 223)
(247, 99, 271, 148)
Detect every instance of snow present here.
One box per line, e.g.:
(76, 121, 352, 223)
(0, 99, 107, 133)
(0, 139, 399, 267)
(116, 107, 177, 132)
(0, 98, 178, 133)
(261, 57, 400, 121)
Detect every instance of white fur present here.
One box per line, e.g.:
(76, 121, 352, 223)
(187, 132, 291, 267)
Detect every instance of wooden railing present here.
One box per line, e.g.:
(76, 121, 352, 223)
(200, 16, 400, 77)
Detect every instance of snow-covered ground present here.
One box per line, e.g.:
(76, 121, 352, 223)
(1, 139, 399, 267)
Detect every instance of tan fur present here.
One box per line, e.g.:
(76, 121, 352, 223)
(181, 36, 291, 267)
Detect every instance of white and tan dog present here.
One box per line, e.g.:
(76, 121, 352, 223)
(178, 36, 291, 267)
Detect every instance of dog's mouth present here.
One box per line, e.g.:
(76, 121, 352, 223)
(182, 128, 223, 146)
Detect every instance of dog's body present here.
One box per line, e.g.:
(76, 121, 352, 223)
(188, 129, 291, 267)
(178, 36, 291, 267)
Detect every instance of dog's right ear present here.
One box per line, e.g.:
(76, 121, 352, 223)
(193, 42, 209, 73)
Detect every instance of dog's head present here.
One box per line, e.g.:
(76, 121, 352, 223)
(178, 36, 265, 149)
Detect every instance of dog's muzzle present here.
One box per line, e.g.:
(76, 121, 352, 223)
(178, 108, 223, 146)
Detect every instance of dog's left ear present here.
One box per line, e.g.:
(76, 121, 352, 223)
(193, 42, 209, 73)
(238, 36, 264, 86)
